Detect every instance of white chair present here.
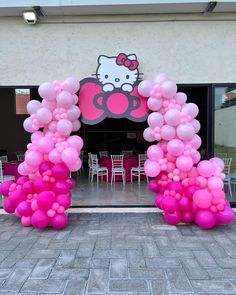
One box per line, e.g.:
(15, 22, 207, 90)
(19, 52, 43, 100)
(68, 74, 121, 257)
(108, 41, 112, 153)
(223, 158, 232, 198)
(0, 156, 8, 171)
(122, 150, 133, 157)
(17, 154, 24, 161)
(216, 152, 228, 158)
(131, 154, 149, 184)
(90, 154, 108, 183)
(99, 151, 108, 158)
(111, 155, 126, 185)
(0, 160, 15, 183)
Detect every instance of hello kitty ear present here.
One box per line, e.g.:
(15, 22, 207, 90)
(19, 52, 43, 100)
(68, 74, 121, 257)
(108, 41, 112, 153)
(127, 54, 137, 61)
(98, 55, 109, 64)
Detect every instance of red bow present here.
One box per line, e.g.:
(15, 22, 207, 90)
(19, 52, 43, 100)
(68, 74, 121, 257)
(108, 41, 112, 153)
(116, 53, 139, 71)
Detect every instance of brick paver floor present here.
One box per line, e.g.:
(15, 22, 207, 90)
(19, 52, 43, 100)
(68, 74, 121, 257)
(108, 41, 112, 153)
(0, 213, 236, 294)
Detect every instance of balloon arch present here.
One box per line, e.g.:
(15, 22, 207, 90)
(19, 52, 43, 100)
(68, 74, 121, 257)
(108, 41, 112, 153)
(0, 75, 234, 229)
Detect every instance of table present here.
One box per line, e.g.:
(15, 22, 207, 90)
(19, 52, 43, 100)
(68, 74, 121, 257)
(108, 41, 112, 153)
(3, 162, 21, 180)
(100, 156, 139, 182)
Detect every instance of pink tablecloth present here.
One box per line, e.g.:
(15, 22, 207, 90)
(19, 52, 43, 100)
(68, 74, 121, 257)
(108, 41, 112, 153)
(100, 157, 139, 182)
(3, 162, 21, 180)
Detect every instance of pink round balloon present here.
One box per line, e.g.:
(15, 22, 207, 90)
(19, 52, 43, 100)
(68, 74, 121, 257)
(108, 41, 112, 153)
(53, 180, 70, 195)
(185, 185, 199, 200)
(167, 181, 184, 193)
(67, 106, 81, 121)
(37, 137, 54, 153)
(149, 179, 159, 193)
(0, 181, 13, 197)
(138, 80, 154, 97)
(155, 194, 163, 209)
(191, 119, 201, 133)
(3, 198, 15, 213)
(16, 176, 28, 185)
(147, 145, 164, 161)
(147, 97, 162, 111)
(65, 77, 80, 93)
(67, 158, 82, 172)
(188, 134, 202, 149)
(31, 131, 44, 142)
(17, 201, 33, 217)
(197, 160, 214, 178)
(177, 123, 195, 141)
(181, 212, 193, 223)
(161, 81, 177, 98)
(216, 206, 235, 225)
(42, 99, 57, 111)
(208, 176, 224, 191)
(179, 197, 190, 211)
(147, 112, 164, 128)
(57, 119, 73, 136)
(25, 151, 43, 167)
(51, 213, 68, 229)
(144, 160, 160, 178)
(67, 136, 83, 151)
(56, 91, 74, 109)
(22, 181, 34, 194)
(72, 121, 81, 132)
(27, 100, 41, 115)
(38, 82, 56, 101)
(167, 139, 185, 157)
(8, 190, 26, 208)
(62, 147, 79, 165)
(143, 127, 155, 142)
(195, 209, 216, 229)
(48, 149, 62, 164)
(39, 161, 54, 175)
(182, 103, 199, 118)
(175, 92, 187, 105)
(57, 194, 71, 210)
(21, 216, 31, 227)
(209, 157, 224, 171)
(193, 189, 212, 209)
(176, 156, 193, 172)
(31, 210, 50, 229)
(164, 211, 181, 225)
(36, 108, 52, 125)
(52, 163, 70, 180)
(161, 196, 178, 213)
(23, 117, 35, 133)
(37, 191, 56, 211)
(34, 177, 52, 193)
(160, 125, 176, 141)
(164, 109, 181, 126)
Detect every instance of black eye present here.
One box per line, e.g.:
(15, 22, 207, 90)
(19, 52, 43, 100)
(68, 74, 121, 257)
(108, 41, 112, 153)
(105, 75, 108, 79)
(126, 75, 130, 79)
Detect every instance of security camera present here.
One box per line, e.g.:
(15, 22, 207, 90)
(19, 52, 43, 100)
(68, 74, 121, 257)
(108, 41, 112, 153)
(23, 11, 37, 25)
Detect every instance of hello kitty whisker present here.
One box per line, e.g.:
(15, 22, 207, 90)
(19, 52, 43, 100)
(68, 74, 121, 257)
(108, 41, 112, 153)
(92, 73, 98, 76)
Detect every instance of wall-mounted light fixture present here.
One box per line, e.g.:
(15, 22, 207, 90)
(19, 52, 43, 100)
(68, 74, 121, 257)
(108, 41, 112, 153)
(23, 6, 45, 25)
(204, 1, 217, 15)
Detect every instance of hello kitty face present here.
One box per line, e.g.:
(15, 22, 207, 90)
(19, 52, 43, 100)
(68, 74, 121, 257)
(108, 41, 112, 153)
(96, 53, 139, 93)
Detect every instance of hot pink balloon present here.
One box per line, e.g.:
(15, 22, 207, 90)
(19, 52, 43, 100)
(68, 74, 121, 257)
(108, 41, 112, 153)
(179, 197, 190, 211)
(164, 211, 181, 225)
(31, 210, 50, 229)
(176, 156, 193, 172)
(0, 181, 13, 197)
(34, 177, 52, 193)
(8, 190, 26, 208)
(148, 180, 159, 193)
(17, 201, 33, 217)
(51, 213, 68, 229)
(57, 194, 71, 209)
(216, 206, 235, 225)
(38, 82, 56, 101)
(195, 210, 216, 229)
(39, 161, 54, 175)
(53, 180, 70, 195)
(161, 196, 178, 213)
(52, 163, 70, 180)
(37, 191, 56, 211)
(193, 189, 212, 209)
(3, 199, 15, 213)
(167, 139, 185, 157)
(21, 216, 31, 227)
(182, 212, 193, 223)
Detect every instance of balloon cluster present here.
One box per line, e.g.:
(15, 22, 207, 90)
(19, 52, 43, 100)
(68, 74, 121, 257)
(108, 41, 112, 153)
(0, 78, 83, 229)
(138, 73, 235, 229)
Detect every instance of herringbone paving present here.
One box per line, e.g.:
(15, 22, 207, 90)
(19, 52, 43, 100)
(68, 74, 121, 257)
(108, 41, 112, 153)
(0, 213, 236, 294)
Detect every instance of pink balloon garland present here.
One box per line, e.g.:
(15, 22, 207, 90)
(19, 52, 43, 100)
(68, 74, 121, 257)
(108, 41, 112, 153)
(139, 73, 235, 229)
(0, 78, 82, 229)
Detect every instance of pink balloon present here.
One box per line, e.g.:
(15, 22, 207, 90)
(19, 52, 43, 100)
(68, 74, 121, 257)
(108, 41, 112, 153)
(38, 82, 56, 101)
(48, 121, 57, 133)
(177, 123, 195, 141)
(67, 158, 82, 172)
(167, 181, 183, 193)
(147, 145, 164, 161)
(52, 163, 70, 180)
(195, 210, 216, 229)
(182, 212, 194, 223)
(27, 100, 41, 115)
(0, 181, 13, 197)
(187, 167, 199, 178)
(57, 194, 71, 209)
(185, 185, 199, 200)
(164, 109, 181, 126)
(148, 180, 159, 193)
(155, 194, 163, 209)
(62, 147, 79, 165)
(21, 216, 31, 227)
(192, 151, 201, 164)
(154, 73, 169, 84)
(72, 121, 81, 132)
(17, 201, 33, 217)
(42, 99, 57, 111)
(160, 125, 176, 141)
(161, 81, 177, 98)
(143, 127, 155, 142)
(25, 151, 43, 167)
(3, 199, 15, 213)
(208, 177, 224, 191)
(53, 180, 70, 195)
(210, 157, 224, 171)
(147, 112, 164, 128)
(161, 196, 178, 213)
(144, 160, 160, 178)
(138, 80, 154, 97)
(57, 119, 73, 136)
(31, 210, 50, 229)
(31, 131, 44, 142)
(193, 189, 212, 209)
(179, 197, 190, 211)
(188, 134, 202, 149)
(51, 213, 68, 229)
(57, 91, 74, 109)
(34, 177, 52, 193)
(191, 119, 201, 133)
(8, 190, 26, 208)
(36, 108, 52, 125)
(23, 117, 35, 133)
(16, 176, 28, 185)
(147, 97, 162, 111)
(167, 139, 185, 157)
(197, 160, 214, 178)
(176, 156, 193, 172)
(216, 206, 235, 225)
(67, 136, 83, 151)
(39, 161, 54, 175)
(164, 211, 181, 225)
(67, 106, 81, 121)
(182, 103, 199, 118)
(37, 191, 56, 211)
(64, 77, 80, 93)
(196, 176, 208, 188)
(175, 92, 187, 105)
(48, 149, 62, 164)
(22, 181, 34, 194)
(37, 137, 54, 153)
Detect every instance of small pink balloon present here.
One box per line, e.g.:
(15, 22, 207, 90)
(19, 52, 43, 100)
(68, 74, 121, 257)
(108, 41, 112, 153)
(176, 156, 193, 172)
(53, 180, 70, 195)
(23, 117, 35, 133)
(179, 197, 190, 211)
(67, 106, 81, 121)
(21, 216, 31, 227)
(36, 108, 52, 124)
(57, 119, 73, 136)
(182, 103, 199, 118)
(57, 91, 74, 109)
(67, 158, 82, 172)
(216, 206, 235, 225)
(155, 194, 163, 209)
(187, 134, 202, 149)
(182, 212, 194, 223)
(27, 100, 41, 115)
(37, 137, 54, 154)
(52, 163, 70, 180)
(48, 149, 62, 164)
(31, 131, 44, 142)
(34, 177, 52, 193)
(25, 151, 43, 167)
(148, 180, 159, 193)
(39, 161, 54, 175)
(147, 97, 162, 111)
(37, 191, 57, 211)
(175, 92, 187, 105)
(17, 201, 33, 217)
(3, 198, 15, 213)
(191, 119, 201, 133)
(143, 127, 155, 142)
(72, 120, 81, 132)
(144, 160, 160, 178)
(0, 181, 13, 197)
(62, 147, 79, 165)
(8, 190, 26, 208)
(193, 189, 212, 209)
(209, 157, 224, 171)
(57, 194, 71, 210)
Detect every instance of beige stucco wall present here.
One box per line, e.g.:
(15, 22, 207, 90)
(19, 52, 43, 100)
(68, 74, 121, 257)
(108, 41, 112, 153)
(0, 14, 236, 86)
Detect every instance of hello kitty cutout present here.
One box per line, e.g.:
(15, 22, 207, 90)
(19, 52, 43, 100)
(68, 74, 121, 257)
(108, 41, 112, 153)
(78, 53, 149, 125)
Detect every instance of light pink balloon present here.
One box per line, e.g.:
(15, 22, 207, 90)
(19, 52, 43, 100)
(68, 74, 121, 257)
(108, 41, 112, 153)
(191, 119, 201, 133)
(48, 148, 62, 164)
(67, 136, 83, 151)
(57, 91, 74, 109)
(197, 160, 214, 178)
(62, 147, 79, 165)
(188, 134, 202, 149)
(177, 123, 195, 141)
(64, 77, 80, 93)
(23, 117, 35, 133)
(193, 189, 212, 209)
(176, 156, 193, 172)
(42, 99, 57, 111)
(148, 112, 164, 128)
(72, 121, 81, 132)
(36, 108, 52, 124)
(208, 176, 224, 191)
(192, 151, 201, 164)
(21, 216, 31, 227)
(67, 158, 82, 172)
(72, 94, 79, 104)
(31, 131, 44, 142)
(144, 160, 160, 177)
(27, 100, 41, 115)
(197, 176, 208, 188)
(154, 73, 169, 84)
(210, 157, 224, 171)
(57, 119, 73, 136)
(175, 92, 187, 105)
(147, 97, 162, 111)
(67, 106, 81, 121)
(147, 145, 164, 161)
(37, 137, 54, 153)
(143, 127, 155, 142)
(161, 81, 177, 98)
(167, 139, 185, 157)
(38, 82, 56, 101)
(138, 80, 154, 97)
(160, 125, 176, 141)
(164, 109, 181, 126)
(25, 151, 43, 167)
(182, 103, 199, 118)
(48, 121, 57, 133)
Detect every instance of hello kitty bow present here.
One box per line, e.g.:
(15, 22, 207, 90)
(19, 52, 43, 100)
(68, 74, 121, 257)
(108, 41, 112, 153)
(116, 53, 139, 71)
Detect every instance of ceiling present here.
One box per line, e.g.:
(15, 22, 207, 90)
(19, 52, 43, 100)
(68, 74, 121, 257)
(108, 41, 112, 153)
(0, 0, 236, 16)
